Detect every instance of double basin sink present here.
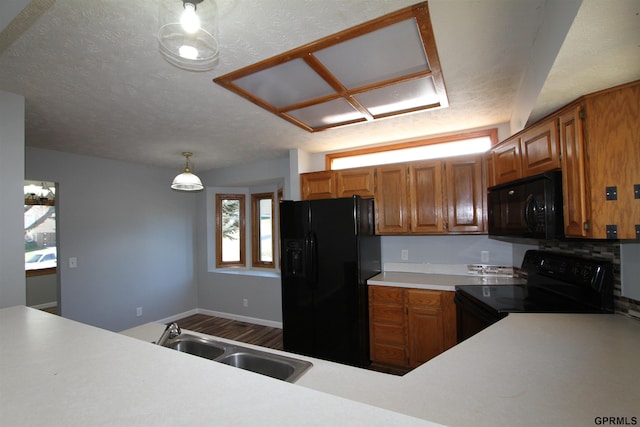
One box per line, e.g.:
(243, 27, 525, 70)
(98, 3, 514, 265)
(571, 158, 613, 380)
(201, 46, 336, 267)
(162, 333, 312, 383)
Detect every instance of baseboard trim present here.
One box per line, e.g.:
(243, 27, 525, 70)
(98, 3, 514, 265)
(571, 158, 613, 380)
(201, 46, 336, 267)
(156, 308, 282, 329)
(30, 301, 57, 310)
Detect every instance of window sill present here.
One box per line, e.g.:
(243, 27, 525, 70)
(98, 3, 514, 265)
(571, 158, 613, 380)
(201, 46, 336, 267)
(212, 268, 280, 279)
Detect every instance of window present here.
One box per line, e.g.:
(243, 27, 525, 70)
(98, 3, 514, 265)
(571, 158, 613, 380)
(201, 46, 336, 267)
(24, 181, 57, 277)
(326, 129, 497, 170)
(251, 193, 275, 268)
(216, 194, 246, 268)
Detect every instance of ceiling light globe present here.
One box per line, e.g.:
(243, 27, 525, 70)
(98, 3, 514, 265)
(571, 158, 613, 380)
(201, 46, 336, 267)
(171, 171, 204, 191)
(180, 3, 200, 34)
(179, 45, 199, 59)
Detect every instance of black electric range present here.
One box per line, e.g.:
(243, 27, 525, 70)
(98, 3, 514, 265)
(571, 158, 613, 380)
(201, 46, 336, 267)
(454, 250, 614, 342)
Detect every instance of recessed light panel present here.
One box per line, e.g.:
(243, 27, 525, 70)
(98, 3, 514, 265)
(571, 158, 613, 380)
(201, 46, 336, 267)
(214, 2, 447, 132)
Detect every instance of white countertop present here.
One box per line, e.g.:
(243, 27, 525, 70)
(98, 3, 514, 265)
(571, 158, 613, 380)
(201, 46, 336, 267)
(0, 306, 439, 427)
(298, 313, 640, 426)
(368, 271, 525, 291)
(4, 306, 640, 426)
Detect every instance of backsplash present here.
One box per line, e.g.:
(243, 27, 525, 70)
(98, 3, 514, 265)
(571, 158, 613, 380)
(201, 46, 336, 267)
(538, 240, 640, 319)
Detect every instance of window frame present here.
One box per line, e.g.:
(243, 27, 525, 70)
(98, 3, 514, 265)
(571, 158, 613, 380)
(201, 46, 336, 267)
(215, 193, 246, 268)
(325, 128, 498, 170)
(251, 192, 275, 269)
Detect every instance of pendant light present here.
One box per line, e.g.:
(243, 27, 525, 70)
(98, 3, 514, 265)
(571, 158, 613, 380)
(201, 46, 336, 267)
(171, 152, 204, 191)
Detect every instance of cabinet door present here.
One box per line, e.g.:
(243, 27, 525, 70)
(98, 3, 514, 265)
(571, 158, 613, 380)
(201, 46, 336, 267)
(520, 120, 561, 176)
(369, 286, 407, 367)
(485, 153, 495, 189)
(406, 290, 443, 367)
(375, 165, 409, 234)
(559, 105, 590, 237)
(409, 160, 445, 233)
(583, 82, 640, 239)
(445, 155, 485, 233)
(492, 137, 522, 185)
(300, 171, 335, 200)
(336, 167, 375, 198)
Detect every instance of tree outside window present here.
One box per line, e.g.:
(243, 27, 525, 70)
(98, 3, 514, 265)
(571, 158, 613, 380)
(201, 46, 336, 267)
(216, 194, 245, 267)
(251, 193, 274, 268)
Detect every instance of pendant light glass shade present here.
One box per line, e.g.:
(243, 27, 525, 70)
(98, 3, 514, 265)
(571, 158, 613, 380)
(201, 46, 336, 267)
(158, 0, 219, 71)
(171, 152, 204, 191)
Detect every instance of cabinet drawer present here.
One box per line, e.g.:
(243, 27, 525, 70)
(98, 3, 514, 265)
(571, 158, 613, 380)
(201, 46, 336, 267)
(371, 323, 404, 345)
(370, 286, 404, 304)
(371, 304, 404, 324)
(407, 289, 441, 307)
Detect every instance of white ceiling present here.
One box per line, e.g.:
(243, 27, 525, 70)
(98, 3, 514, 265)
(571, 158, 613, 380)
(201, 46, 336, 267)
(0, 0, 638, 172)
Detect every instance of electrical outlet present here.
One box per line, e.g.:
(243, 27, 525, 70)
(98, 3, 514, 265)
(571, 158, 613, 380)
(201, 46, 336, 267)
(401, 249, 409, 261)
(136, 307, 142, 317)
(243, 298, 248, 307)
(481, 251, 490, 263)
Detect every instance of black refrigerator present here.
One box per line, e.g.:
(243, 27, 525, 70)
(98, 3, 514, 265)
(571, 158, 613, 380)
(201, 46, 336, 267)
(280, 196, 381, 367)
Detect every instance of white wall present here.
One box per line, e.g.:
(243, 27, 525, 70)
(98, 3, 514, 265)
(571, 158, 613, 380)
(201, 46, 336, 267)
(0, 90, 26, 308)
(381, 235, 515, 266)
(196, 157, 289, 324)
(26, 148, 199, 331)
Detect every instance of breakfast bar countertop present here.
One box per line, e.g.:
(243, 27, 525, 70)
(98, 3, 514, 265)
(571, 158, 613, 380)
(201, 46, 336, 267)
(3, 306, 640, 426)
(0, 306, 439, 427)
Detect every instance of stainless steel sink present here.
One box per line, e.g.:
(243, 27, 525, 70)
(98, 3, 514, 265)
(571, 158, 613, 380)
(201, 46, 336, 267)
(164, 335, 226, 360)
(218, 351, 310, 383)
(162, 333, 312, 383)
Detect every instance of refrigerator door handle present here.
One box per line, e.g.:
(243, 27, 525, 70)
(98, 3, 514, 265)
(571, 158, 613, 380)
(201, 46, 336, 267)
(307, 232, 318, 289)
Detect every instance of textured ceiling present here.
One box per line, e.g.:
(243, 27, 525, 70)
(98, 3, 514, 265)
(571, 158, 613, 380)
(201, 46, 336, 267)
(0, 0, 638, 172)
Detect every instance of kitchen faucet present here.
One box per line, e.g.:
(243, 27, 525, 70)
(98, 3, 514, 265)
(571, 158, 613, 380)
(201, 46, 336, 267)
(155, 322, 181, 346)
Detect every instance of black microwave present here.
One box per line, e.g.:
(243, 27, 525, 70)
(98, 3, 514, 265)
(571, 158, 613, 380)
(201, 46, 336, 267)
(488, 171, 564, 240)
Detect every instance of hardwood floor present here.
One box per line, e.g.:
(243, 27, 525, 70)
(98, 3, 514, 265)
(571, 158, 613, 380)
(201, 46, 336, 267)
(173, 313, 283, 350)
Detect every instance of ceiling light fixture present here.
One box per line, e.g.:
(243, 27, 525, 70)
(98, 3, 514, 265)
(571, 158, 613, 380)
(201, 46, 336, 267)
(214, 2, 447, 132)
(157, 0, 219, 72)
(171, 152, 204, 191)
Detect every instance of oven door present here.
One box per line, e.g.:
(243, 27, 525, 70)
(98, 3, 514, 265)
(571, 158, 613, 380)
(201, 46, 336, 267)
(454, 290, 507, 343)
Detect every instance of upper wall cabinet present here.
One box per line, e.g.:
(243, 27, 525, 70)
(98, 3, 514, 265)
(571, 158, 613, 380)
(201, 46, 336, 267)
(300, 168, 376, 200)
(300, 170, 336, 200)
(301, 154, 486, 236)
(381, 154, 485, 235)
(560, 81, 640, 239)
(520, 120, 561, 176)
(491, 120, 561, 186)
(490, 79, 639, 240)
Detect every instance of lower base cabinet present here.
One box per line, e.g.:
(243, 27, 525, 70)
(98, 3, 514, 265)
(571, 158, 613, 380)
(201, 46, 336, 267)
(369, 285, 457, 369)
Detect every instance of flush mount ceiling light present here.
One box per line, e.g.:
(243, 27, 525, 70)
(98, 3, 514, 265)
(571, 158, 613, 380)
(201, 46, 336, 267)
(214, 1, 448, 132)
(158, 0, 219, 71)
(171, 152, 204, 191)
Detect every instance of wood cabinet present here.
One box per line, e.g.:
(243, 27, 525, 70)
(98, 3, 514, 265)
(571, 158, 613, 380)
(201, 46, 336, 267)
(336, 167, 375, 198)
(302, 155, 487, 235)
(445, 155, 486, 233)
(369, 285, 457, 369)
(492, 137, 522, 185)
(375, 165, 410, 234)
(560, 81, 640, 239)
(377, 155, 485, 235)
(301, 168, 375, 200)
(300, 170, 335, 200)
(520, 120, 561, 176)
(409, 160, 445, 233)
(559, 105, 589, 237)
(490, 120, 561, 186)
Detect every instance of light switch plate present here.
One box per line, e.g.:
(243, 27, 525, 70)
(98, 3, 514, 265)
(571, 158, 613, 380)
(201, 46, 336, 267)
(69, 257, 77, 268)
